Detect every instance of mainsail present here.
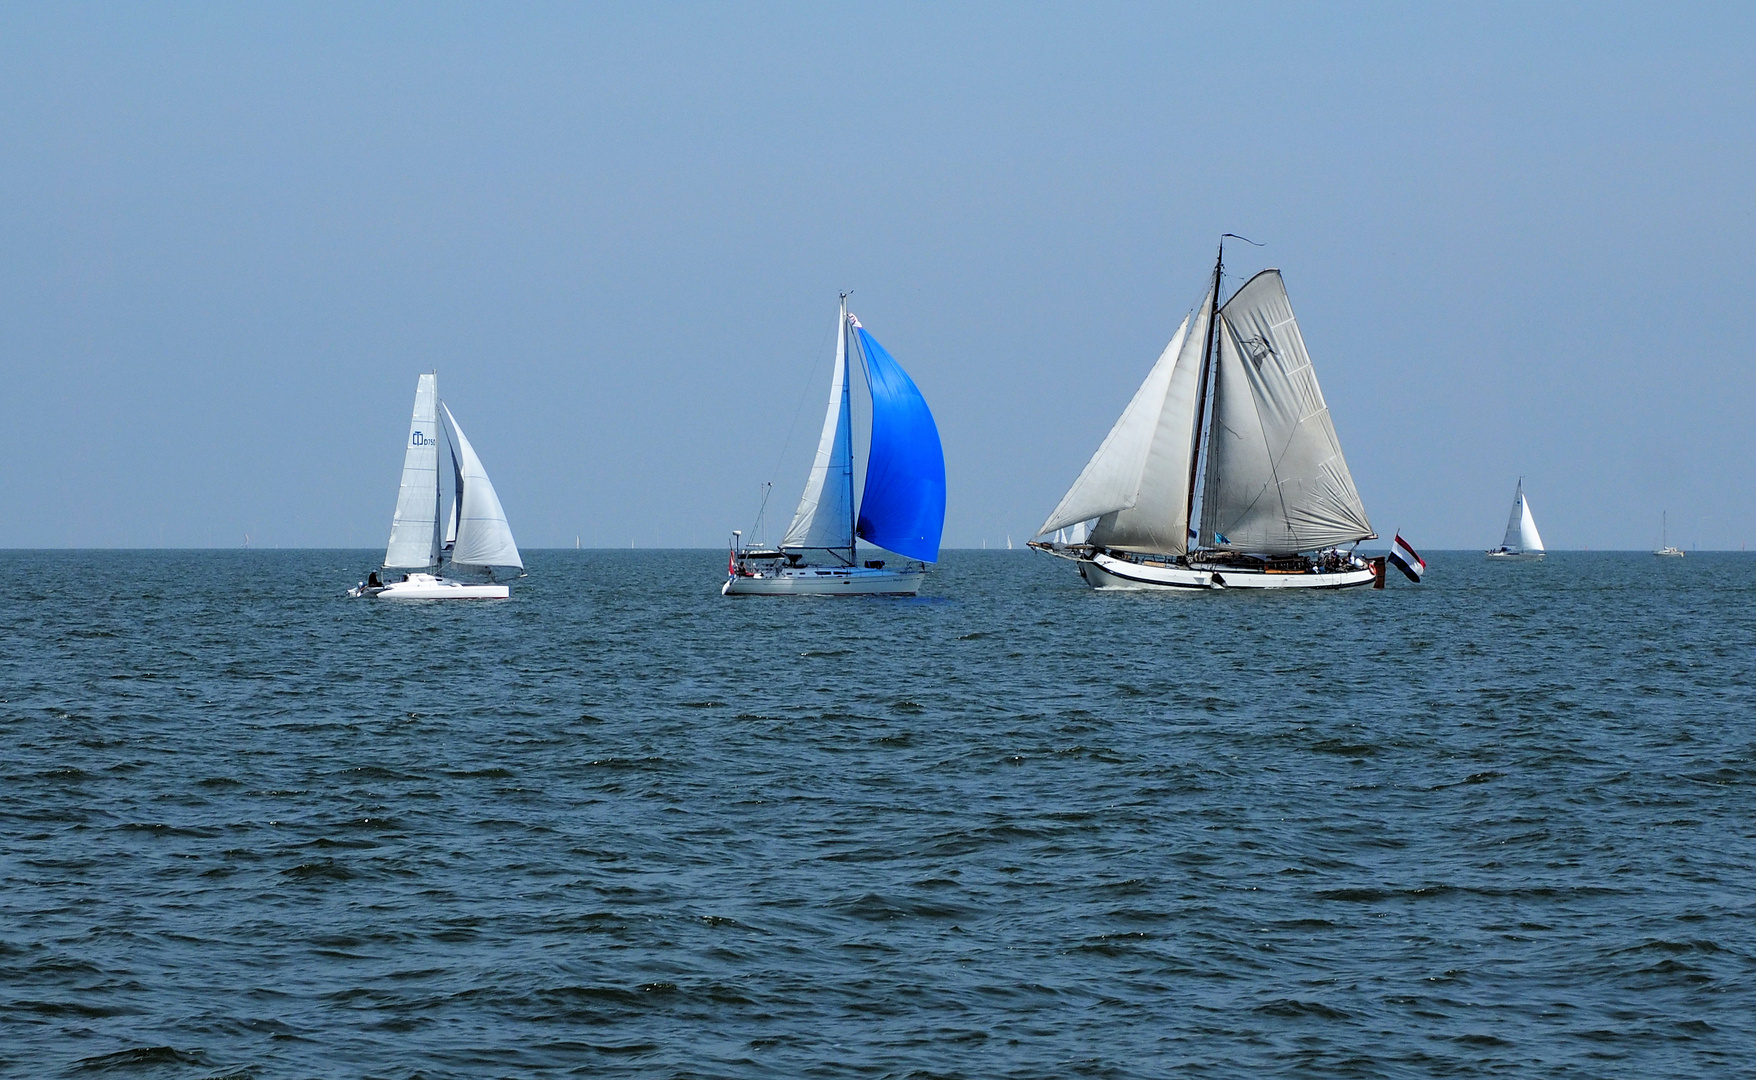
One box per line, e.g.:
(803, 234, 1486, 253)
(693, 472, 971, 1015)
(1197, 270, 1373, 553)
(1502, 481, 1544, 553)
(439, 403, 523, 570)
(385, 373, 443, 569)
(782, 301, 856, 554)
(853, 324, 945, 562)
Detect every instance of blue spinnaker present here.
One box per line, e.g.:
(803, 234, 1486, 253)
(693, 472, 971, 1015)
(854, 327, 945, 562)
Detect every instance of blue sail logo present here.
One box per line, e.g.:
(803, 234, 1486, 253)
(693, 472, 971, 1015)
(411, 430, 437, 446)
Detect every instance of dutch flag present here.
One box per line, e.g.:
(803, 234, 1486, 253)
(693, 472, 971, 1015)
(1389, 533, 1425, 583)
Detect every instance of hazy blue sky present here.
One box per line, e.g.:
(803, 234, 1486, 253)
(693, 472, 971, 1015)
(3, 3, 1752, 550)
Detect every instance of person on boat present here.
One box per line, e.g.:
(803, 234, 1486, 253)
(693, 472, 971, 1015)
(367, 571, 382, 589)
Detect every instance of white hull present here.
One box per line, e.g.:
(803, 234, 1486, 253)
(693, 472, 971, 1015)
(350, 573, 509, 599)
(723, 564, 924, 596)
(1654, 548, 1685, 558)
(1485, 549, 1544, 560)
(1077, 551, 1376, 591)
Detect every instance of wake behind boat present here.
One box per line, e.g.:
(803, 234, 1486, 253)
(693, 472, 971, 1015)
(1486, 478, 1545, 559)
(350, 373, 524, 599)
(1030, 236, 1378, 590)
(724, 296, 945, 596)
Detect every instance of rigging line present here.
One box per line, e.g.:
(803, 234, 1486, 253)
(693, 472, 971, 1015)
(764, 311, 840, 505)
(751, 481, 774, 543)
(1217, 234, 1262, 299)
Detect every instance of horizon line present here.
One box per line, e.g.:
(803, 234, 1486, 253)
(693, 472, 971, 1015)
(1, 546, 1746, 554)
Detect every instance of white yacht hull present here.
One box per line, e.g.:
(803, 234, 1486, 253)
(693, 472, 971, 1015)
(723, 565, 924, 596)
(1078, 551, 1376, 591)
(350, 573, 509, 599)
(1485, 550, 1544, 560)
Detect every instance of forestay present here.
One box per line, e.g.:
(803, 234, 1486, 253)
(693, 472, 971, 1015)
(1198, 270, 1373, 553)
(439, 403, 523, 570)
(385, 373, 443, 569)
(782, 305, 856, 553)
(854, 325, 945, 563)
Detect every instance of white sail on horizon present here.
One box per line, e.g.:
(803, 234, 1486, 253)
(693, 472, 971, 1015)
(384, 373, 443, 569)
(1501, 481, 1544, 553)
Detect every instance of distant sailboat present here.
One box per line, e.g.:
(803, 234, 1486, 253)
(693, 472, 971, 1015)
(1655, 512, 1684, 557)
(1030, 236, 1378, 589)
(349, 373, 523, 598)
(724, 295, 946, 595)
(1486, 478, 1545, 559)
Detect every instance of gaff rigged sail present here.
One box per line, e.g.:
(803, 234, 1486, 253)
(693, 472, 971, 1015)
(1198, 270, 1373, 553)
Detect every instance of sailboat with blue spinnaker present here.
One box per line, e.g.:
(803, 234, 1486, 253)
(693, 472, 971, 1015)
(724, 296, 945, 596)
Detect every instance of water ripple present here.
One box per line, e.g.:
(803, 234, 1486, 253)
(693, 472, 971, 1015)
(0, 549, 1753, 1076)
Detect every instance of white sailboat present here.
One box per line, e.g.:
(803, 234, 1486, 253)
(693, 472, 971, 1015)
(724, 295, 946, 596)
(349, 373, 523, 598)
(1655, 511, 1684, 557)
(1030, 236, 1378, 590)
(1486, 478, 1545, 560)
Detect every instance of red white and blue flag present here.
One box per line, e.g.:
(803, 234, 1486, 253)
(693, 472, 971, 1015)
(1389, 533, 1425, 582)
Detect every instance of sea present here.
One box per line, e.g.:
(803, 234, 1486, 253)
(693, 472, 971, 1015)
(2, 549, 1752, 1078)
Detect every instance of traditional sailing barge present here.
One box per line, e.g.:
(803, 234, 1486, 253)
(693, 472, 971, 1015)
(1032, 237, 1378, 590)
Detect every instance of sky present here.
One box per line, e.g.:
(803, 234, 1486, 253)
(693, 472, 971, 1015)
(2, 3, 1752, 550)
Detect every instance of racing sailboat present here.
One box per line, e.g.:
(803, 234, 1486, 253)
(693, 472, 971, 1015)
(724, 296, 946, 595)
(1031, 236, 1378, 589)
(349, 373, 524, 598)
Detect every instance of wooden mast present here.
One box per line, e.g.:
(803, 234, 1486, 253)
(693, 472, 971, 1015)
(1184, 238, 1226, 551)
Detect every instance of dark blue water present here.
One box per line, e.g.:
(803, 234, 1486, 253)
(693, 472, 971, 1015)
(3, 550, 1752, 1078)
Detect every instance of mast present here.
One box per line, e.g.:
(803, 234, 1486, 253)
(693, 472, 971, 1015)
(841, 293, 857, 567)
(1184, 238, 1226, 549)
(434, 377, 446, 567)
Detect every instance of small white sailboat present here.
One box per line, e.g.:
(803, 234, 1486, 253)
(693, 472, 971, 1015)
(724, 295, 946, 596)
(1486, 478, 1545, 559)
(1654, 512, 1685, 557)
(350, 373, 523, 599)
(1030, 236, 1378, 590)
